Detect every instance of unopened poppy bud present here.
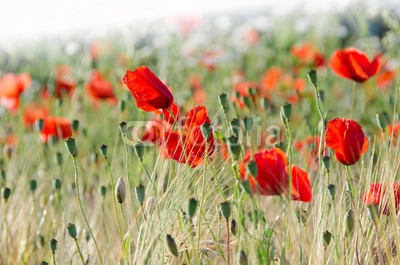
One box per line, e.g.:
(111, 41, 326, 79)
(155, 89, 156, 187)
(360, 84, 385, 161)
(322, 155, 330, 172)
(187, 198, 198, 219)
(99, 144, 108, 158)
(239, 250, 248, 265)
(218, 93, 228, 108)
(280, 103, 292, 123)
(367, 203, 380, 226)
(220, 201, 231, 220)
(166, 234, 179, 257)
(72, 119, 79, 131)
(67, 223, 77, 239)
(50, 239, 57, 252)
(327, 184, 335, 199)
(376, 112, 389, 132)
(134, 142, 145, 160)
(100, 185, 107, 197)
(118, 100, 126, 112)
(231, 219, 237, 235)
(246, 160, 257, 177)
(37, 234, 45, 248)
(323, 230, 332, 248)
(52, 179, 62, 191)
(345, 210, 354, 237)
(201, 123, 211, 141)
(227, 136, 241, 160)
(54, 152, 63, 166)
(307, 70, 318, 87)
(65, 138, 77, 157)
(35, 118, 44, 132)
(29, 179, 37, 193)
(41, 261, 49, 265)
(2, 187, 11, 201)
(241, 180, 253, 195)
(243, 96, 252, 109)
(242, 116, 253, 133)
(230, 118, 240, 137)
(115, 177, 126, 204)
(119, 121, 127, 135)
(135, 184, 145, 206)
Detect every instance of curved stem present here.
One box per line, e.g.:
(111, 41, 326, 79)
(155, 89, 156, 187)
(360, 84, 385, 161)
(74, 239, 86, 264)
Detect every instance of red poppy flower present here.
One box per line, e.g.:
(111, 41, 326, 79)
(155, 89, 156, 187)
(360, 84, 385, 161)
(291, 43, 325, 68)
(123, 66, 174, 112)
(239, 148, 312, 202)
(376, 62, 396, 90)
(244, 28, 260, 46)
(362, 183, 400, 215)
(140, 119, 166, 144)
(162, 102, 180, 124)
(0, 73, 31, 112)
(55, 65, 76, 98)
(23, 104, 48, 128)
(85, 70, 117, 106)
(325, 118, 369, 165)
(329, 47, 381, 83)
(162, 106, 214, 167)
(40, 117, 73, 143)
(294, 136, 321, 168)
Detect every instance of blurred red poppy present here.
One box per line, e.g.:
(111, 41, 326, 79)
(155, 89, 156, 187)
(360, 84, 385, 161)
(55, 65, 76, 98)
(162, 102, 180, 124)
(85, 70, 117, 107)
(362, 183, 400, 215)
(291, 165, 312, 202)
(0, 73, 31, 112)
(23, 104, 48, 128)
(294, 136, 321, 169)
(123, 66, 174, 112)
(291, 43, 325, 68)
(329, 47, 381, 83)
(325, 118, 369, 165)
(162, 106, 214, 167)
(40, 117, 73, 143)
(140, 118, 166, 144)
(376, 61, 396, 90)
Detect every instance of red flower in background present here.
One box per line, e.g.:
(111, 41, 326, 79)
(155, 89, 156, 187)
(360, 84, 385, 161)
(376, 61, 396, 90)
(0, 73, 31, 112)
(362, 183, 400, 215)
(123, 66, 174, 112)
(85, 70, 118, 106)
(325, 118, 369, 165)
(162, 106, 215, 167)
(23, 104, 48, 128)
(55, 65, 76, 98)
(329, 47, 381, 83)
(244, 28, 260, 46)
(240, 148, 312, 202)
(40, 117, 73, 143)
(291, 42, 325, 68)
(294, 136, 321, 169)
(162, 102, 181, 124)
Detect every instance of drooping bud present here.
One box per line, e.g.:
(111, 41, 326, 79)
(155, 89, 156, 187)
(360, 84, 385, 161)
(241, 180, 253, 195)
(218, 93, 228, 109)
(220, 201, 231, 220)
(307, 69, 317, 88)
(99, 144, 108, 158)
(230, 219, 237, 235)
(134, 142, 145, 160)
(115, 177, 126, 204)
(166, 234, 179, 257)
(376, 112, 389, 132)
(65, 138, 77, 157)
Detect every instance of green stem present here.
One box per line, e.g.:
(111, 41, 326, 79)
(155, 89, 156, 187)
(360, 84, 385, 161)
(74, 239, 86, 264)
(72, 157, 103, 264)
(52, 251, 57, 265)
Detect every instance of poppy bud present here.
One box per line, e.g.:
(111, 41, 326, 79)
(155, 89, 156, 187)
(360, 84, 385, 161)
(72, 119, 79, 131)
(367, 203, 380, 226)
(2, 187, 11, 201)
(227, 136, 241, 160)
(187, 198, 198, 219)
(65, 138, 77, 157)
(166, 234, 179, 257)
(322, 155, 330, 173)
(50, 239, 57, 252)
(29, 179, 37, 193)
(246, 160, 257, 177)
(100, 185, 107, 197)
(345, 210, 354, 237)
(218, 93, 228, 108)
(115, 177, 126, 204)
(241, 180, 253, 195)
(99, 144, 108, 158)
(119, 121, 127, 135)
(230, 118, 240, 137)
(201, 123, 211, 141)
(243, 96, 252, 109)
(67, 223, 77, 239)
(118, 100, 126, 112)
(35, 118, 44, 132)
(239, 250, 248, 265)
(231, 219, 237, 235)
(135, 184, 145, 206)
(52, 179, 62, 191)
(323, 230, 332, 248)
(54, 152, 63, 166)
(376, 112, 389, 132)
(41, 262, 49, 265)
(134, 142, 145, 160)
(220, 201, 231, 220)
(37, 234, 45, 248)
(307, 69, 317, 87)
(327, 184, 335, 199)
(242, 117, 253, 133)
(280, 103, 292, 123)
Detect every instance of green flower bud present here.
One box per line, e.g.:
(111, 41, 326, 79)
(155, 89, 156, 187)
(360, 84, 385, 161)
(280, 103, 292, 123)
(322, 155, 330, 173)
(52, 179, 62, 191)
(50, 239, 57, 252)
(327, 184, 335, 199)
(218, 93, 228, 108)
(246, 160, 257, 177)
(134, 142, 145, 160)
(201, 123, 211, 141)
(242, 116, 253, 133)
(135, 184, 145, 206)
(241, 180, 253, 195)
(323, 230, 332, 248)
(119, 121, 127, 135)
(307, 69, 317, 87)
(67, 223, 77, 239)
(99, 144, 108, 158)
(100, 185, 107, 197)
(36, 234, 45, 248)
(227, 136, 241, 161)
(230, 118, 240, 137)
(231, 219, 237, 235)
(220, 201, 231, 220)
(118, 100, 126, 112)
(376, 112, 389, 132)
(2, 187, 11, 201)
(54, 152, 63, 166)
(115, 177, 126, 204)
(65, 138, 77, 157)
(166, 234, 179, 257)
(29, 179, 37, 193)
(187, 198, 198, 219)
(239, 250, 249, 265)
(72, 119, 79, 131)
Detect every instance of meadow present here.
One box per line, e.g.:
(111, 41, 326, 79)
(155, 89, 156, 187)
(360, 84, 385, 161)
(1, 7, 400, 265)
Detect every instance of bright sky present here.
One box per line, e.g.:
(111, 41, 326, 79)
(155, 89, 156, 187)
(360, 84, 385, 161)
(0, 0, 384, 40)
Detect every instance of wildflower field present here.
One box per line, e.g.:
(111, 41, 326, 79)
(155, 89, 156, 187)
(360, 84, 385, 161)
(1, 6, 400, 265)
